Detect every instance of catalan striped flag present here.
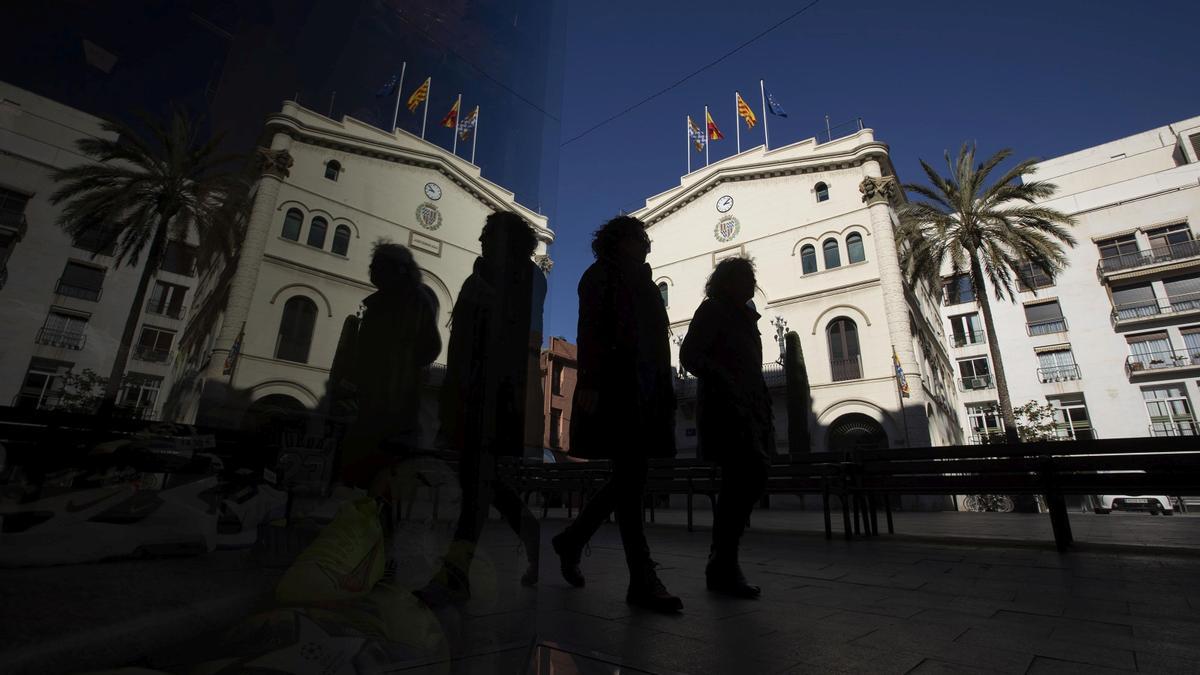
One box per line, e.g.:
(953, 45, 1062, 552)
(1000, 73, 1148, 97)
(736, 93, 757, 130)
(687, 116, 705, 151)
(705, 109, 724, 141)
(406, 77, 430, 112)
(441, 97, 461, 128)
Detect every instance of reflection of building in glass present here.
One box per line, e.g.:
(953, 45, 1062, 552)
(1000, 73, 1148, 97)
(173, 101, 553, 435)
(938, 117, 1200, 442)
(638, 128, 963, 457)
(0, 83, 200, 419)
(538, 336, 577, 458)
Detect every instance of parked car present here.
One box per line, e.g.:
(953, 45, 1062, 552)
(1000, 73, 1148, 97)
(1094, 494, 1174, 515)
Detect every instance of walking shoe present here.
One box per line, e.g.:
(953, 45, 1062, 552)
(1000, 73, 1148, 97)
(520, 560, 539, 587)
(626, 567, 683, 613)
(551, 531, 585, 587)
(705, 558, 761, 599)
(412, 561, 471, 607)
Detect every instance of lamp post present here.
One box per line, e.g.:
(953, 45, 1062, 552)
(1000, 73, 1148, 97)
(772, 316, 788, 365)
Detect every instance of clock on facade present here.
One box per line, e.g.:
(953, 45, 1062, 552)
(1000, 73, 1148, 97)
(716, 195, 733, 213)
(424, 182, 442, 201)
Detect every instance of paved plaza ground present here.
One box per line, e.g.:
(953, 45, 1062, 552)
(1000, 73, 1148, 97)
(2, 510, 1199, 673)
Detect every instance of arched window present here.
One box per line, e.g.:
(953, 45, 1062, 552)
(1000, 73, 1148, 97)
(846, 232, 865, 264)
(657, 281, 668, 307)
(815, 182, 830, 202)
(332, 225, 351, 256)
(275, 296, 318, 363)
(324, 160, 341, 181)
(827, 317, 862, 381)
(823, 238, 841, 269)
(800, 244, 818, 274)
(281, 209, 303, 241)
(307, 217, 328, 248)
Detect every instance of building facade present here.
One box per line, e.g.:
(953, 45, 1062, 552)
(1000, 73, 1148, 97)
(539, 336, 578, 458)
(0, 82, 200, 419)
(938, 117, 1200, 442)
(636, 129, 962, 458)
(174, 101, 554, 442)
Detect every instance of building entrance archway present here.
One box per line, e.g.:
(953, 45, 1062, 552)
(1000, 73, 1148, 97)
(827, 413, 888, 452)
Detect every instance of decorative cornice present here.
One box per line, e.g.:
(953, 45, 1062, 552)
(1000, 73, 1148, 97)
(859, 175, 898, 206)
(534, 254, 554, 274)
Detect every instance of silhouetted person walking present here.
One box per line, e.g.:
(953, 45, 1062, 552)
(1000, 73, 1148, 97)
(679, 257, 773, 598)
(336, 242, 441, 488)
(419, 211, 544, 604)
(551, 216, 682, 613)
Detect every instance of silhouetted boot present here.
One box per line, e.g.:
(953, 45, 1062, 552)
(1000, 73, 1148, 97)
(413, 560, 471, 607)
(521, 555, 539, 587)
(626, 565, 683, 613)
(705, 551, 761, 599)
(551, 530, 585, 587)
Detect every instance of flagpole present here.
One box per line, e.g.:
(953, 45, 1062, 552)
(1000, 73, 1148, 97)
(685, 116, 690, 175)
(451, 93, 462, 155)
(760, 79, 770, 151)
(735, 92, 741, 154)
(391, 62, 407, 131)
(704, 105, 710, 167)
(421, 80, 431, 139)
(471, 107, 479, 165)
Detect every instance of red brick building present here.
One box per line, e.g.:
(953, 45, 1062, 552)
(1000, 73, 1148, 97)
(539, 337, 577, 458)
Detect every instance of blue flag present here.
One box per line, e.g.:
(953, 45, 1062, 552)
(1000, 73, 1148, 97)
(375, 74, 399, 98)
(767, 92, 788, 118)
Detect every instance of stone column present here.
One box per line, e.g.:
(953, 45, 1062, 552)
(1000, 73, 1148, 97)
(860, 161, 931, 447)
(204, 135, 293, 381)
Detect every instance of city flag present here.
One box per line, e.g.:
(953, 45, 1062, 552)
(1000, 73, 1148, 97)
(736, 93, 757, 129)
(705, 110, 724, 141)
(767, 92, 788, 117)
(441, 98, 461, 128)
(893, 347, 910, 398)
(406, 77, 430, 112)
(223, 324, 245, 376)
(687, 116, 705, 151)
(375, 73, 399, 98)
(457, 105, 479, 140)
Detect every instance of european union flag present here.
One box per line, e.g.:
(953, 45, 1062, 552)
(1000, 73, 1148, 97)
(767, 93, 788, 118)
(375, 74, 399, 98)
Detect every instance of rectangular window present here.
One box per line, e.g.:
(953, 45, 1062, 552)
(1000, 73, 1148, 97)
(1037, 347, 1079, 382)
(1024, 300, 1066, 335)
(135, 326, 176, 362)
(949, 313, 985, 347)
(549, 407, 562, 448)
(1127, 331, 1174, 371)
(1183, 329, 1200, 359)
(957, 356, 993, 390)
(1143, 385, 1196, 436)
(966, 402, 1004, 442)
(147, 281, 188, 319)
(942, 274, 975, 305)
(0, 186, 30, 239)
(72, 224, 117, 256)
(15, 357, 72, 410)
(1163, 275, 1200, 313)
(551, 361, 563, 396)
(1145, 223, 1192, 250)
(37, 309, 89, 350)
(160, 241, 197, 276)
(57, 261, 106, 301)
(1015, 261, 1054, 292)
(118, 373, 162, 418)
(1111, 282, 1159, 320)
(1097, 233, 1140, 272)
(1049, 395, 1093, 440)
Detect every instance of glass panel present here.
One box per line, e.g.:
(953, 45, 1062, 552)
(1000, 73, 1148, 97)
(800, 245, 817, 274)
(307, 217, 328, 248)
(822, 239, 840, 269)
(846, 233, 865, 263)
(282, 209, 303, 241)
(332, 225, 351, 256)
(1023, 301, 1062, 322)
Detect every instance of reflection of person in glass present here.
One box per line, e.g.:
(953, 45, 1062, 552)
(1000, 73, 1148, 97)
(679, 257, 773, 598)
(551, 216, 682, 613)
(419, 211, 544, 604)
(336, 243, 441, 488)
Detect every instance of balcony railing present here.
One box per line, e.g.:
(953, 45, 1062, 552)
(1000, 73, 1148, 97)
(1110, 291, 1200, 326)
(55, 278, 103, 302)
(1125, 348, 1200, 376)
(1037, 364, 1081, 383)
(0, 209, 28, 239)
(12, 392, 60, 411)
(968, 431, 1006, 445)
(958, 374, 995, 391)
(830, 356, 863, 382)
(35, 327, 87, 350)
(133, 344, 172, 363)
(1149, 422, 1198, 437)
(1027, 317, 1068, 336)
(951, 330, 986, 347)
(145, 299, 186, 319)
(1097, 238, 1200, 275)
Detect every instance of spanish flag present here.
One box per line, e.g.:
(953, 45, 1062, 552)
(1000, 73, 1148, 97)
(736, 92, 757, 130)
(441, 97, 461, 128)
(406, 77, 430, 113)
(705, 109, 724, 141)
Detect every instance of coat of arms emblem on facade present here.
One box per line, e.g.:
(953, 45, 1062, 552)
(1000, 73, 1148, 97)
(714, 216, 740, 242)
(416, 202, 443, 231)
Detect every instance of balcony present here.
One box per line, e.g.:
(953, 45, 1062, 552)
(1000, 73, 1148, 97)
(958, 374, 995, 391)
(951, 330, 986, 348)
(145, 299, 186, 319)
(35, 327, 86, 350)
(968, 431, 1006, 445)
(1125, 348, 1200, 377)
(1110, 291, 1200, 327)
(0, 209, 28, 240)
(1149, 422, 1198, 437)
(133, 344, 172, 363)
(1097, 239, 1200, 278)
(830, 356, 863, 382)
(1026, 317, 1068, 336)
(55, 278, 102, 302)
(1037, 364, 1081, 383)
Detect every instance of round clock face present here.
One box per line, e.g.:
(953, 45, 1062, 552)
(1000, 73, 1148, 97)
(424, 182, 442, 201)
(716, 195, 733, 213)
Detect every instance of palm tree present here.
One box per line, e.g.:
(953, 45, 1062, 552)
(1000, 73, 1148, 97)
(50, 107, 249, 415)
(896, 144, 1077, 443)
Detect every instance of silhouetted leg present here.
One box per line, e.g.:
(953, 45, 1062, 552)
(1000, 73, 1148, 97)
(711, 455, 767, 563)
(608, 456, 651, 574)
(565, 470, 619, 543)
(491, 476, 540, 583)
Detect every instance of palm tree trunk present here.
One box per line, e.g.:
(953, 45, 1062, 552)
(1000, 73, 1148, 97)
(99, 214, 172, 417)
(970, 255, 1020, 443)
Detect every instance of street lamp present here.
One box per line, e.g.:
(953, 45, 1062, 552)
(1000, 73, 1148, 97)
(771, 316, 788, 365)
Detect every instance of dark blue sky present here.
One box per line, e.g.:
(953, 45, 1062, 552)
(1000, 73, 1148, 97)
(544, 0, 1200, 342)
